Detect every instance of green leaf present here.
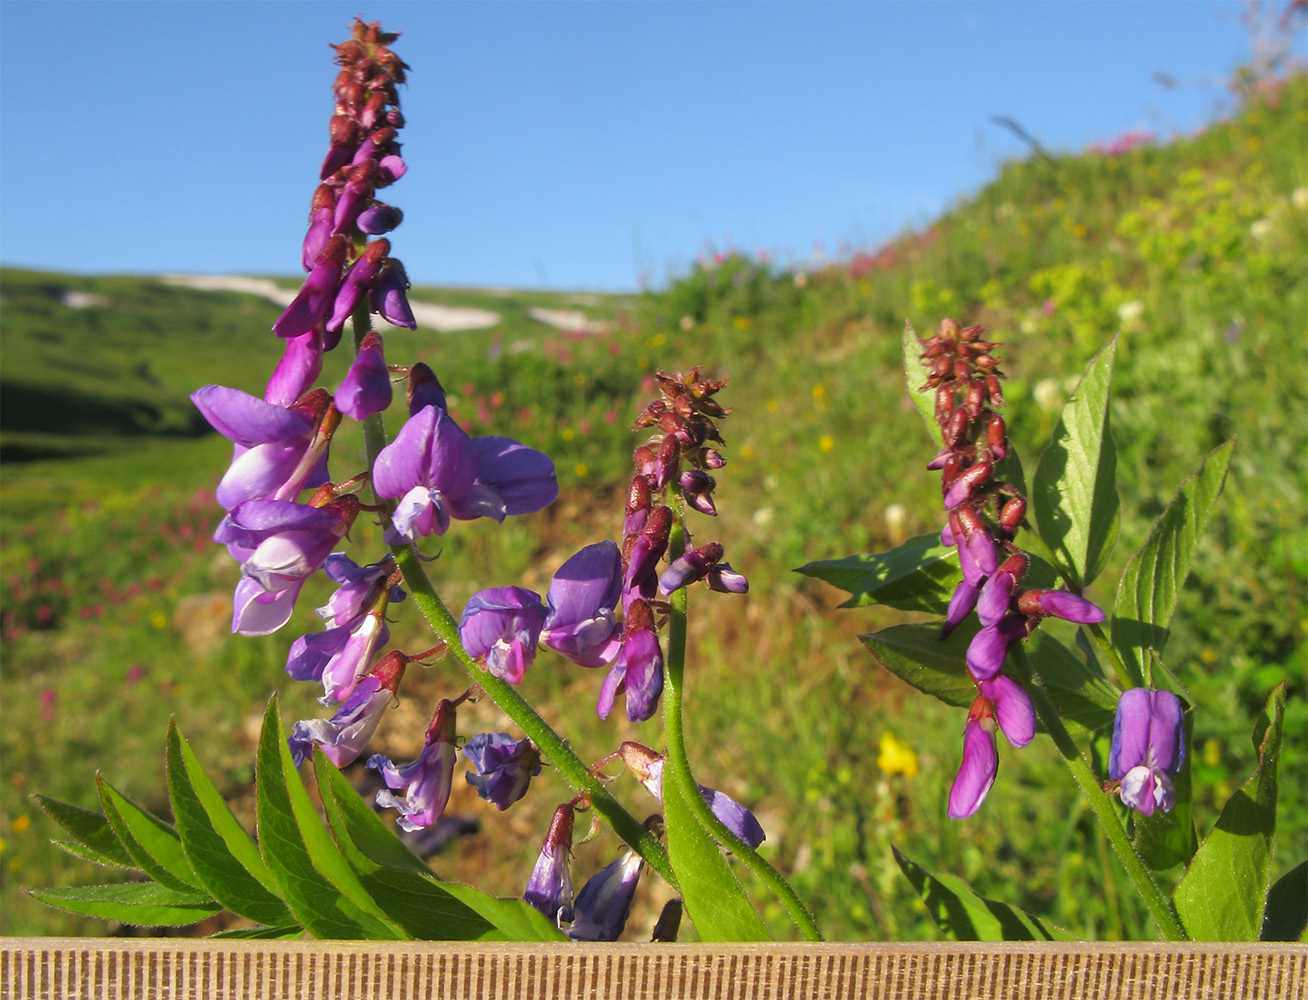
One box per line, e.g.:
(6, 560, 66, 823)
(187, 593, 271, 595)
(903, 320, 943, 448)
(166, 721, 297, 928)
(1261, 861, 1307, 942)
(1112, 440, 1233, 686)
(796, 534, 960, 611)
(893, 847, 1078, 941)
(1173, 684, 1286, 940)
(53, 839, 136, 869)
(313, 749, 558, 941)
(663, 763, 769, 942)
(861, 623, 976, 709)
(1032, 336, 1119, 589)
(29, 882, 220, 927)
(1024, 631, 1121, 733)
(34, 795, 136, 869)
(1132, 711, 1198, 871)
(97, 778, 207, 895)
(254, 698, 402, 939)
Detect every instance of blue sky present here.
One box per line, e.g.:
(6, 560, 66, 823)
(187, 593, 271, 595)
(0, 1, 1289, 291)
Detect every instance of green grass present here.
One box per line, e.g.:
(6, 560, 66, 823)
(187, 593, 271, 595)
(1, 75, 1303, 941)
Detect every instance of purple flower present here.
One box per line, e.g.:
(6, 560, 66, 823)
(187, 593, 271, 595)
(463, 732, 541, 810)
(540, 541, 623, 667)
(978, 674, 1035, 748)
(948, 712, 998, 819)
(941, 580, 979, 638)
(1019, 589, 1107, 624)
(326, 241, 389, 336)
(568, 850, 644, 942)
(264, 330, 323, 408)
(459, 587, 546, 684)
(372, 404, 557, 544)
(597, 606, 663, 722)
(658, 541, 724, 595)
(406, 362, 447, 415)
(371, 258, 416, 329)
(623, 505, 672, 602)
(335, 330, 393, 420)
(1108, 688, 1185, 816)
(357, 204, 403, 235)
(272, 238, 347, 339)
(368, 697, 458, 832)
(289, 654, 403, 768)
(286, 611, 388, 704)
(706, 563, 749, 594)
(619, 743, 766, 850)
(301, 188, 336, 270)
(215, 498, 355, 596)
(965, 613, 1026, 681)
(976, 571, 1017, 627)
(525, 804, 574, 925)
(191, 385, 332, 510)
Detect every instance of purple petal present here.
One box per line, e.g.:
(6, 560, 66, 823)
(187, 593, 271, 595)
(369, 740, 458, 832)
(231, 576, 302, 637)
(947, 718, 998, 819)
(568, 852, 644, 942)
(976, 572, 1015, 627)
(618, 629, 664, 722)
(264, 331, 324, 408)
(192, 386, 314, 447)
(336, 339, 393, 421)
(941, 580, 979, 638)
(1109, 687, 1154, 780)
(698, 786, 766, 849)
(1036, 590, 1107, 624)
(289, 679, 391, 768)
(541, 542, 623, 667)
(469, 436, 559, 516)
(965, 617, 1019, 681)
(272, 261, 341, 339)
(979, 674, 1035, 748)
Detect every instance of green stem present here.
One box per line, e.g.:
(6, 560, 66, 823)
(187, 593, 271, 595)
(1011, 645, 1186, 940)
(347, 306, 676, 889)
(661, 521, 824, 941)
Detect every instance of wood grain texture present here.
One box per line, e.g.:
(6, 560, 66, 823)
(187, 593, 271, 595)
(2, 940, 1303, 1000)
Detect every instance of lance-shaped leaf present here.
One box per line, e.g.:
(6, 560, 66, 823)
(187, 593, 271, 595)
(903, 320, 943, 447)
(797, 534, 960, 612)
(1112, 440, 1233, 686)
(34, 796, 136, 870)
(861, 623, 977, 708)
(97, 778, 207, 895)
(255, 698, 403, 939)
(312, 748, 560, 941)
(29, 882, 221, 927)
(1173, 684, 1286, 941)
(663, 760, 770, 942)
(893, 847, 1077, 941)
(166, 721, 297, 928)
(1032, 337, 1119, 590)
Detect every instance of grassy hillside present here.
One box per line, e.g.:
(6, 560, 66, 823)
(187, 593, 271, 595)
(1, 75, 1303, 940)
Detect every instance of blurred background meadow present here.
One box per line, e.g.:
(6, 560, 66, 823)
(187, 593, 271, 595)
(0, 2, 1304, 940)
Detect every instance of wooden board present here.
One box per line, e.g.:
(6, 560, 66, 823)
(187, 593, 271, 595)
(2, 940, 1304, 999)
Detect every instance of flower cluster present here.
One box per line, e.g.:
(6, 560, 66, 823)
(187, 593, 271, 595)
(192, 19, 557, 836)
(918, 319, 1106, 818)
(604, 368, 747, 721)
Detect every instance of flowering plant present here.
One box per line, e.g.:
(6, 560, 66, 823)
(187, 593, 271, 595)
(29, 20, 1299, 947)
(799, 319, 1296, 941)
(32, 19, 812, 944)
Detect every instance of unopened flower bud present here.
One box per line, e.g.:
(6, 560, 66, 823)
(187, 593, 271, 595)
(406, 362, 447, 415)
(658, 541, 724, 595)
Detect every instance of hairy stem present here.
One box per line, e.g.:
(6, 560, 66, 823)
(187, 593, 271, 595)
(661, 521, 824, 941)
(1012, 645, 1186, 940)
(350, 306, 677, 889)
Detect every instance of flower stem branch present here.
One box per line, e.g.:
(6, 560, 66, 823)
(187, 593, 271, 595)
(1011, 644, 1186, 940)
(661, 520, 824, 941)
